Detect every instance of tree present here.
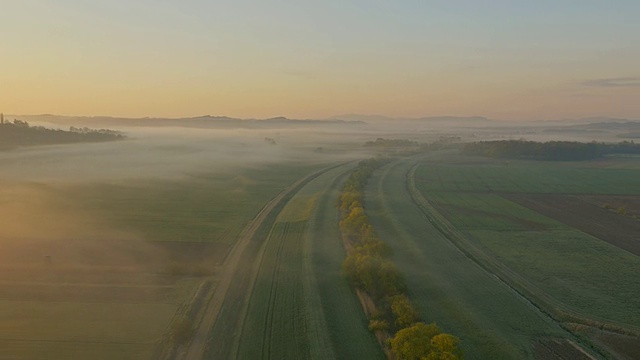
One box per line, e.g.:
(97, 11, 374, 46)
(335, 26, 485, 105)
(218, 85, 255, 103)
(391, 294, 418, 328)
(389, 322, 442, 360)
(426, 333, 462, 360)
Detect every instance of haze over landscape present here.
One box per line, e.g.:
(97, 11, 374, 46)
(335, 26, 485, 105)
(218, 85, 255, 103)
(2, 2, 640, 360)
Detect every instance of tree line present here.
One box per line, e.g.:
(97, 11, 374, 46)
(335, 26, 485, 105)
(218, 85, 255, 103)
(339, 158, 463, 360)
(364, 138, 419, 149)
(462, 139, 640, 161)
(0, 120, 124, 149)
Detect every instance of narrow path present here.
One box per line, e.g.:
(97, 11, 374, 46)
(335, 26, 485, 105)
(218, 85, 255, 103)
(181, 163, 343, 360)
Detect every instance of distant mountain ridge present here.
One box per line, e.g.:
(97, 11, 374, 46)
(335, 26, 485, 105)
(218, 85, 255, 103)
(329, 114, 494, 124)
(10, 114, 365, 130)
(331, 114, 640, 123)
(9, 113, 640, 131)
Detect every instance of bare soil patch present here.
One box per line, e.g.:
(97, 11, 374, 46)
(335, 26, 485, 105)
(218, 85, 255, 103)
(580, 195, 640, 218)
(505, 194, 640, 256)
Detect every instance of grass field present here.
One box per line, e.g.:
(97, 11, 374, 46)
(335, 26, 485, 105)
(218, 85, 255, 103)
(364, 157, 573, 359)
(237, 221, 311, 360)
(304, 166, 384, 360)
(0, 278, 195, 360)
(416, 154, 640, 195)
(6, 138, 637, 359)
(60, 162, 324, 246)
(0, 158, 332, 359)
(414, 153, 640, 330)
(208, 162, 382, 360)
(404, 152, 640, 358)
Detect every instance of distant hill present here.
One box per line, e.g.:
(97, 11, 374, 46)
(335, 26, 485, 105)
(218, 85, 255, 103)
(332, 114, 640, 127)
(530, 117, 640, 126)
(12, 114, 366, 130)
(568, 121, 640, 131)
(541, 120, 640, 137)
(330, 114, 494, 125)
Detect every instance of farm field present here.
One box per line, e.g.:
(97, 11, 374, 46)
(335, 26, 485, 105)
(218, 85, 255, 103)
(504, 194, 640, 256)
(365, 157, 576, 359)
(416, 154, 640, 195)
(205, 162, 383, 360)
(304, 166, 384, 360)
(4, 135, 638, 360)
(0, 148, 335, 359)
(411, 152, 640, 358)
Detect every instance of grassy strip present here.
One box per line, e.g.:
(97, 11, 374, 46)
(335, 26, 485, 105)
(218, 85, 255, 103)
(307, 165, 385, 359)
(339, 158, 462, 359)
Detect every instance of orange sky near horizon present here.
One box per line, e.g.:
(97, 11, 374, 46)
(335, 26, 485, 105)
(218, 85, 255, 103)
(1, 1, 639, 121)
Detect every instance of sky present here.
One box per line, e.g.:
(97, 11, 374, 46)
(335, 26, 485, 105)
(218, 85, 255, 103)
(1, 0, 639, 120)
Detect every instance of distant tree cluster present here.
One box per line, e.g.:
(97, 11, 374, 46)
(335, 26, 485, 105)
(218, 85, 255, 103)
(0, 120, 124, 149)
(364, 138, 419, 149)
(69, 126, 122, 136)
(462, 140, 640, 161)
(418, 136, 463, 152)
(390, 323, 463, 360)
(338, 158, 462, 360)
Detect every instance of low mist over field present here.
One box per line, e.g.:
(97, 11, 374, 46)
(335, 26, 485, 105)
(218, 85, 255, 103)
(0, 119, 364, 183)
(0, 118, 366, 274)
(1, 114, 640, 359)
(3, 1, 640, 358)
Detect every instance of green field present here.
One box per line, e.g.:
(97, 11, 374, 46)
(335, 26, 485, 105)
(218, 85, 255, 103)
(0, 298, 180, 359)
(207, 163, 382, 360)
(5, 139, 639, 360)
(413, 153, 640, 331)
(304, 166, 384, 360)
(0, 158, 333, 360)
(237, 221, 311, 359)
(364, 157, 570, 359)
(60, 162, 324, 246)
(416, 154, 640, 195)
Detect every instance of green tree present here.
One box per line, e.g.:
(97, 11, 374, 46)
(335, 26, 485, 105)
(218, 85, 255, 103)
(426, 333, 462, 360)
(389, 322, 441, 360)
(391, 294, 418, 328)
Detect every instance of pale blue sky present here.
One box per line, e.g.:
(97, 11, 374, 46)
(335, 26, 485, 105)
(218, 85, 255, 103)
(1, 0, 639, 119)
